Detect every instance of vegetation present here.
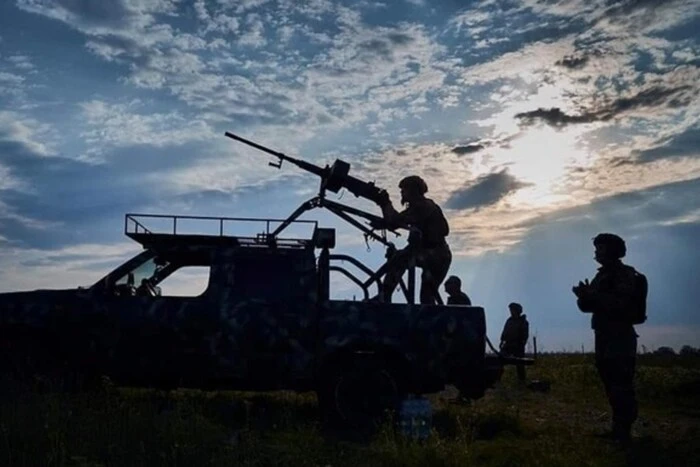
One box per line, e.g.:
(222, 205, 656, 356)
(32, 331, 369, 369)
(2, 353, 699, 467)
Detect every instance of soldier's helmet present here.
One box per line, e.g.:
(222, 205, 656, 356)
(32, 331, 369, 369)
(508, 302, 523, 314)
(445, 275, 461, 287)
(399, 175, 428, 195)
(593, 233, 626, 259)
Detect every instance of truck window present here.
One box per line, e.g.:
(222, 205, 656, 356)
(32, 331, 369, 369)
(156, 266, 211, 297)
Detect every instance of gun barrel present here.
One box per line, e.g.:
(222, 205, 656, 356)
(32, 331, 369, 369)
(225, 131, 326, 177)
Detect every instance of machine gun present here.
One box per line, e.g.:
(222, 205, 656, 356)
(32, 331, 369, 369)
(225, 131, 399, 247)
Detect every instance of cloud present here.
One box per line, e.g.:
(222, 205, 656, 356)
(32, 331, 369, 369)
(77, 99, 215, 160)
(515, 85, 694, 128)
(451, 143, 485, 155)
(17, 0, 453, 141)
(0, 241, 139, 293)
(16, 0, 178, 33)
(445, 169, 532, 211)
(514, 107, 597, 127)
(0, 111, 57, 158)
(633, 125, 700, 163)
(556, 54, 590, 69)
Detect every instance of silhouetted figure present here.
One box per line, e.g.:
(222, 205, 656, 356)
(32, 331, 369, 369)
(375, 176, 452, 304)
(500, 302, 529, 382)
(444, 275, 472, 305)
(573, 233, 643, 443)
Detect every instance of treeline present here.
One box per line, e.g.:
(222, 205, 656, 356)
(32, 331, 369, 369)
(513, 345, 700, 356)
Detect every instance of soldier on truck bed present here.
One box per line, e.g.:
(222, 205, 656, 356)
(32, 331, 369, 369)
(374, 175, 452, 305)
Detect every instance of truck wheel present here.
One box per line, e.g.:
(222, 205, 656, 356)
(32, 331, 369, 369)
(318, 357, 404, 431)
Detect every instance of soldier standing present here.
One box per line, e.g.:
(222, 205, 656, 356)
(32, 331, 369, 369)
(444, 275, 472, 305)
(499, 302, 529, 382)
(572, 233, 640, 443)
(375, 176, 452, 305)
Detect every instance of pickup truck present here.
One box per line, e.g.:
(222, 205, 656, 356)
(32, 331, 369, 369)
(0, 214, 509, 428)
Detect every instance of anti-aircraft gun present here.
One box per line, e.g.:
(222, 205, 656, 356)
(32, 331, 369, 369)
(225, 132, 394, 240)
(225, 131, 424, 303)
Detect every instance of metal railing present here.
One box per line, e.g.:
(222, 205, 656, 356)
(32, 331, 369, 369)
(124, 213, 318, 243)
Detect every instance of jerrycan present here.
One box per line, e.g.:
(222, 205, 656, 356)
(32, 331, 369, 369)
(397, 396, 432, 440)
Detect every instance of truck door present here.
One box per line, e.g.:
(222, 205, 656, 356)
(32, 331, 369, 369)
(99, 251, 219, 389)
(222, 249, 318, 390)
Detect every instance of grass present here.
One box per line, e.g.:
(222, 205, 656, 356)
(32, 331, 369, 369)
(1, 353, 699, 467)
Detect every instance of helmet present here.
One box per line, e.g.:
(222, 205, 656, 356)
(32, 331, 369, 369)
(399, 175, 428, 195)
(593, 233, 626, 259)
(508, 302, 523, 314)
(445, 275, 461, 287)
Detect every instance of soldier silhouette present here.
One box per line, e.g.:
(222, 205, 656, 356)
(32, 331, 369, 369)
(444, 275, 472, 305)
(499, 302, 529, 382)
(573, 233, 642, 443)
(375, 176, 452, 304)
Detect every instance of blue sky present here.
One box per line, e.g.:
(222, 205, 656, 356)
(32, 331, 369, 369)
(1, 0, 698, 352)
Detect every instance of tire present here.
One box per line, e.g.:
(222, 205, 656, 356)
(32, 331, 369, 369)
(317, 356, 405, 431)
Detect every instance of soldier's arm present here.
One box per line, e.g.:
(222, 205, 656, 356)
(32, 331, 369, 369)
(587, 270, 636, 315)
(381, 203, 421, 230)
(522, 320, 529, 345)
(576, 296, 595, 312)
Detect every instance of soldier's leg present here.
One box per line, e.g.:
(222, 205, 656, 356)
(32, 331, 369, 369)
(418, 247, 452, 305)
(381, 248, 413, 302)
(608, 356, 637, 434)
(608, 332, 638, 435)
(594, 333, 614, 410)
(594, 330, 637, 439)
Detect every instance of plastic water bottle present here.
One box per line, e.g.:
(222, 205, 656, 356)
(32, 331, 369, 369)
(398, 396, 432, 440)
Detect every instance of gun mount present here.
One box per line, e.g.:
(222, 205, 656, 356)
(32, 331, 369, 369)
(225, 131, 399, 246)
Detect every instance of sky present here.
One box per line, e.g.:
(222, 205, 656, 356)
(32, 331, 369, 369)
(0, 0, 699, 352)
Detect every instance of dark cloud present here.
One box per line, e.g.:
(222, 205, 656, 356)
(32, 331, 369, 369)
(515, 85, 693, 128)
(445, 169, 532, 210)
(451, 143, 484, 155)
(387, 32, 413, 46)
(357, 32, 414, 61)
(633, 125, 700, 163)
(514, 107, 596, 127)
(556, 54, 589, 70)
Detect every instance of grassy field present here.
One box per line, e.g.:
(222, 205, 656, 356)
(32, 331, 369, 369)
(1, 353, 699, 467)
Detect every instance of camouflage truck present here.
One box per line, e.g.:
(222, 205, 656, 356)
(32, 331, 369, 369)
(0, 213, 508, 427)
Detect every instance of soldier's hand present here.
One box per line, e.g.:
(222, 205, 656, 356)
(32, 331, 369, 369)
(572, 279, 590, 296)
(375, 189, 391, 207)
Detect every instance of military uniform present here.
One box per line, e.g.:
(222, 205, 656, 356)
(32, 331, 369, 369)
(576, 260, 639, 436)
(447, 291, 471, 305)
(381, 197, 452, 304)
(500, 314, 529, 381)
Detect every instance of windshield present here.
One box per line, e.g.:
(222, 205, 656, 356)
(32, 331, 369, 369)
(114, 255, 169, 288)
